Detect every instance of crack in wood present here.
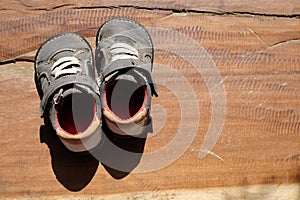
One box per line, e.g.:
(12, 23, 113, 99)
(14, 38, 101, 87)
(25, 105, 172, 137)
(72, 5, 300, 18)
(264, 39, 300, 51)
(30, 4, 76, 11)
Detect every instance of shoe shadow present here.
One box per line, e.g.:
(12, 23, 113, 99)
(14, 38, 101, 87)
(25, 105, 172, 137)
(40, 123, 99, 192)
(93, 120, 149, 179)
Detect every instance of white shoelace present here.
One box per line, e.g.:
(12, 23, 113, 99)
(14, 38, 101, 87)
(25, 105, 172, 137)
(51, 57, 82, 79)
(110, 42, 139, 62)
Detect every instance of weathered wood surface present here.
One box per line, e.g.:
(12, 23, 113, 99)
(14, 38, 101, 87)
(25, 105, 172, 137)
(1, 1, 300, 62)
(0, 1, 300, 199)
(1, 0, 300, 16)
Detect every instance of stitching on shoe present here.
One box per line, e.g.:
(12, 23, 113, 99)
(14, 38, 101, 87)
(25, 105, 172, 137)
(97, 18, 153, 49)
(35, 33, 91, 69)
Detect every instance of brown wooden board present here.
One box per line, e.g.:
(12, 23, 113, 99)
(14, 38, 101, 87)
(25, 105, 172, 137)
(0, 0, 300, 16)
(0, 3, 300, 200)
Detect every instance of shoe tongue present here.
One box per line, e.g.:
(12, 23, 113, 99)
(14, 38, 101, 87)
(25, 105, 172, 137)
(113, 69, 149, 84)
(114, 73, 138, 83)
(61, 85, 83, 97)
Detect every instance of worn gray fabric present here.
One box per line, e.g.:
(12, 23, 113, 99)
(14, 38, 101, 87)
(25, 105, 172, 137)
(96, 18, 158, 97)
(35, 33, 101, 118)
(34, 33, 102, 152)
(96, 18, 157, 136)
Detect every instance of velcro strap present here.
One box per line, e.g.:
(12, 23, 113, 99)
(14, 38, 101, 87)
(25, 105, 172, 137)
(102, 59, 150, 77)
(102, 59, 158, 97)
(40, 75, 99, 117)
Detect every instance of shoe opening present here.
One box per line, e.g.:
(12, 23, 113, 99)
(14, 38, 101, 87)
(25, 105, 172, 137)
(56, 93, 96, 135)
(105, 77, 147, 120)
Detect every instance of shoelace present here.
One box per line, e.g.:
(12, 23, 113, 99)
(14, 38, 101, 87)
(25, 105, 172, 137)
(51, 57, 82, 79)
(110, 42, 139, 62)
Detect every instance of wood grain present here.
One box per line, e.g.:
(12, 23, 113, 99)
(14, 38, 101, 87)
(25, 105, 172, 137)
(0, 3, 300, 200)
(3, 185, 300, 200)
(0, 0, 300, 16)
(0, 7, 170, 62)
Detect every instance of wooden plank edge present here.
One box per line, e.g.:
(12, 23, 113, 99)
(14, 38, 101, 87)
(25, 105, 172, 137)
(1, 184, 299, 200)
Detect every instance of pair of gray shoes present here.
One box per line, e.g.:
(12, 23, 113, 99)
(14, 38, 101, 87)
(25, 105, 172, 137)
(35, 18, 158, 152)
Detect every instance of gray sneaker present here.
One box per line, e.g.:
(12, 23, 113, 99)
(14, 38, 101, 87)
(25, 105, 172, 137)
(35, 33, 102, 152)
(95, 18, 158, 136)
